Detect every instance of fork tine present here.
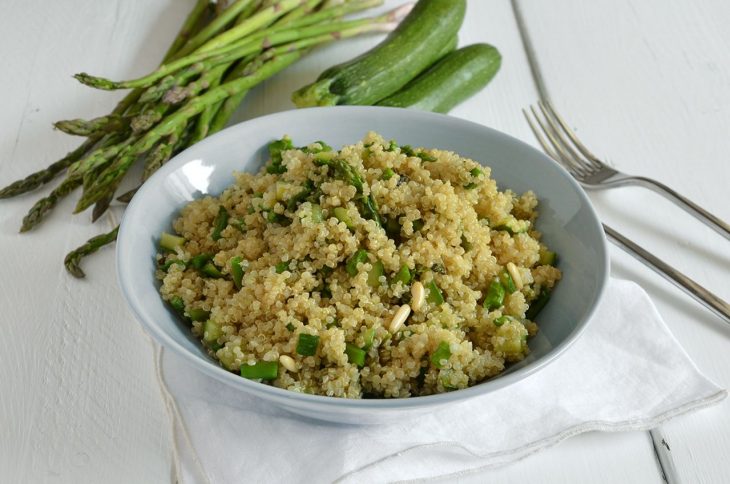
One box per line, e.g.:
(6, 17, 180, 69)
(535, 102, 593, 177)
(528, 105, 591, 178)
(542, 100, 603, 169)
(522, 108, 563, 163)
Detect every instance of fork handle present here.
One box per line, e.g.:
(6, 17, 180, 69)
(618, 176, 730, 241)
(604, 224, 730, 324)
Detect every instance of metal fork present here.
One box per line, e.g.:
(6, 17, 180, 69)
(527, 100, 730, 240)
(523, 101, 730, 324)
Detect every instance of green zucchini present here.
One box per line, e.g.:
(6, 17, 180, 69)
(292, 0, 465, 107)
(377, 44, 502, 113)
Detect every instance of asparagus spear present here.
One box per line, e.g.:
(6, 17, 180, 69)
(64, 225, 119, 278)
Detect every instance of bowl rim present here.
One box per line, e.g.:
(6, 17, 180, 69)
(117, 106, 610, 410)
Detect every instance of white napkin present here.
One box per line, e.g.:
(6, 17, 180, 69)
(155, 279, 726, 483)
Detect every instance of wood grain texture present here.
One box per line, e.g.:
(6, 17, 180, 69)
(0, 0, 725, 482)
(517, 0, 730, 482)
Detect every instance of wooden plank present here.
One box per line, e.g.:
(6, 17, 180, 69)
(516, 0, 730, 482)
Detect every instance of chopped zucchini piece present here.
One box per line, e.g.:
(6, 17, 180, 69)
(526, 288, 551, 320)
(367, 260, 385, 287)
(188, 308, 210, 322)
(494, 217, 530, 235)
(203, 320, 222, 343)
(160, 232, 185, 252)
(333, 206, 355, 229)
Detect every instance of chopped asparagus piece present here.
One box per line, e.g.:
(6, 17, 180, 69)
(345, 343, 366, 368)
(483, 279, 505, 310)
(229, 256, 244, 289)
(296, 333, 320, 356)
(427, 280, 444, 305)
(367, 260, 385, 287)
(211, 205, 229, 241)
(240, 361, 278, 380)
(430, 341, 451, 368)
(346, 249, 369, 277)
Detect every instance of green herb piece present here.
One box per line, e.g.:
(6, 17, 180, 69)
(333, 206, 355, 230)
(483, 279, 505, 310)
(427, 280, 444, 305)
(526, 288, 551, 320)
(412, 219, 425, 232)
(286, 323, 295, 332)
(367, 260, 385, 287)
(470, 167, 483, 177)
(240, 361, 278, 380)
(211, 205, 229, 241)
(275, 261, 290, 274)
(296, 333, 320, 356)
(346, 249, 369, 277)
(160, 232, 185, 252)
(499, 270, 517, 293)
(430, 341, 451, 368)
(188, 308, 210, 322)
(392, 264, 412, 285)
(345, 343, 366, 368)
(382, 168, 395, 180)
(229, 256, 244, 289)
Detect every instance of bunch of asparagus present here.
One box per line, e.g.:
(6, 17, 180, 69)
(0, 0, 411, 277)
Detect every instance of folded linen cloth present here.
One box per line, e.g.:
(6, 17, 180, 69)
(156, 279, 726, 483)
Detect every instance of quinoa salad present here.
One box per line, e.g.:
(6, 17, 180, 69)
(156, 132, 561, 398)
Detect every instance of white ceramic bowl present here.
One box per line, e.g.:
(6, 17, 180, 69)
(117, 106, 609, 424)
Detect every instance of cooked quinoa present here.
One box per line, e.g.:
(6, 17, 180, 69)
(156, 132, 561, 398)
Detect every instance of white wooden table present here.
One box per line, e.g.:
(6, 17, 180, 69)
(2, 1, 728, 482)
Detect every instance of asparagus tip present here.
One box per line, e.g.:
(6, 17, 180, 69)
(73, 72, 118, 90)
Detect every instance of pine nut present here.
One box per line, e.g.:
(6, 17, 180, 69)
(388, 304, 411, 333)
(506, 262, 523, 290)
(279, 355, 297, 373)
(411, 281, 425, 311)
